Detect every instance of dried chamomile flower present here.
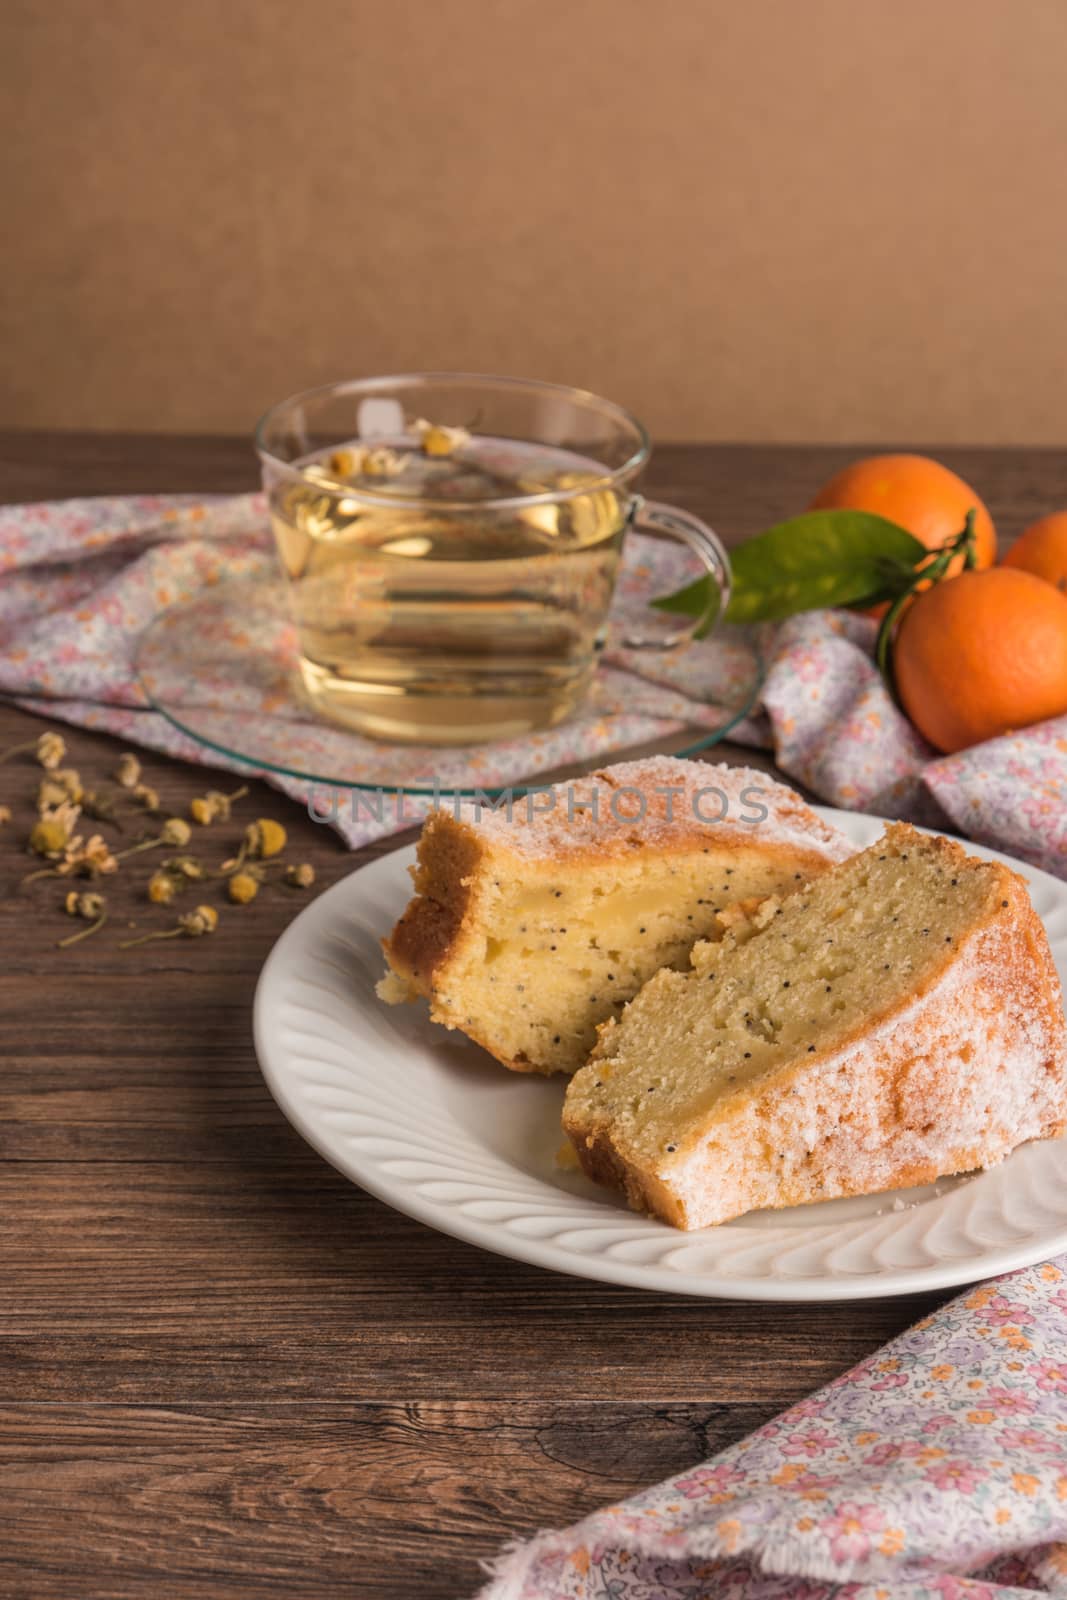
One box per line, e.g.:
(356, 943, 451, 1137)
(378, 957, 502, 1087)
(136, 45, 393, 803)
(29, 800, 80, 858)
(120, 903, 218, 947)
(285, 862, 316, 888)
(46, 797, 81, 829)
(164, 855, 203, 880)
(38, 773, 81, 812)
(0, 729, 67, 767)
(228, 870, 260, 904)
(57, 890, 109, 948)
(76, 891, 105, 920)
(0, 805, 10, 826)
(181, 905, 218, 936)
(133, 783, 161, 812)
(64, 890, 105, 919)
(412, 418, 470, 457)
(36, 731, 67, 770)
(37, 778, 67, 812)
(246, 818, 287, 859)
(29, 819, 69, 859)
(361, 446, 405, 477)
(328, 445, 403, 480)
(37, 769, 83, 809)
(115, 816, 191, 861)
(23, 808, 105, 886)
(147, 869, 178, 905)
(80, 788, 120, 826)
(114, 753, 141, 789)
(225, 817, 286, 872)
(147, 856, 202, 904)
(190, 784, 247, 825)
(59, 834, 118, 878)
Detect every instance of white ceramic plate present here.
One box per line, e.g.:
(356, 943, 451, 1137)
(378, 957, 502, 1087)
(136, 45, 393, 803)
(253, 810, 1067, 1301)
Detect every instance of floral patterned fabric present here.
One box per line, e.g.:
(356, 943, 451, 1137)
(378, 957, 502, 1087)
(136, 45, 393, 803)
(0, 493, 751, 847)
(743, 609, 1067, 880)
(2, 492, 1066, 873)
(480, 1261, 1067, 1598)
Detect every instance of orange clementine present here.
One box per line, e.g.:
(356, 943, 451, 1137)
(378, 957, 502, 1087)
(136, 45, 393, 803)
(810, 453, 997, 574)
(894, 566, 1067, 753)
(1002, 513, 1067, 594)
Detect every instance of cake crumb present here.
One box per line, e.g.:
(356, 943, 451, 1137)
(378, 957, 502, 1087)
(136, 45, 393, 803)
(555, 1140, 580, 1172)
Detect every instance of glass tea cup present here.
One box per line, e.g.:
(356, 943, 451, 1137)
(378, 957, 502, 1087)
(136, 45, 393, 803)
(255, 374, 730, 746)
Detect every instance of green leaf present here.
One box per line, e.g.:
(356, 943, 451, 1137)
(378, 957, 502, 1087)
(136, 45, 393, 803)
(653, 573, 719, 616)
(653, 511, 927, 629)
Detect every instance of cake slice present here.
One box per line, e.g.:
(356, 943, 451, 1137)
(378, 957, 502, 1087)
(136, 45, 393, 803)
(563, 823, 1067, 1227)
(378, 756, 853, 1076)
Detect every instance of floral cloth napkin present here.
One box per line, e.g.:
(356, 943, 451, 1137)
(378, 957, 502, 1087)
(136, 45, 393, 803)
(479, 1259, 1067, 1598)
(0, 492, 751, 847)
(745, 608, 1067, 882)
(1, 492, 1065, 873)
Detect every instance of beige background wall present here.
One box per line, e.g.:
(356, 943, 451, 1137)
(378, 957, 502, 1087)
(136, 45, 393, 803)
(3, 0, 1067, 443)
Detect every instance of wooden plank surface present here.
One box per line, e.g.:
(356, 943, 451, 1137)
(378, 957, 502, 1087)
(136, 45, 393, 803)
(2, 432, 1064, 1598)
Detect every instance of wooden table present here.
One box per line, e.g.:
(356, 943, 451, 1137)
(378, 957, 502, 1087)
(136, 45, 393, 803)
(3, 434, 1065, 1598)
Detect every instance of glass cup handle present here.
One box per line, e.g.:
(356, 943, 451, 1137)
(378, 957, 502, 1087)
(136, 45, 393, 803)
(622, 495, 732, 649)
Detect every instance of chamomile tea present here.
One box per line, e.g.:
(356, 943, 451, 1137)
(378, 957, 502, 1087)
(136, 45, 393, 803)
(267, 431, 630, 744)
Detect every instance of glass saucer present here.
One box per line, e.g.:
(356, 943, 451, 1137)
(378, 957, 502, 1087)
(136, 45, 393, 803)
(134, 576, 765, 795)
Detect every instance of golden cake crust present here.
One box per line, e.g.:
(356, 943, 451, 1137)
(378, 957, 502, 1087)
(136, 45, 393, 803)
(379, 757, 855, 1075)
(563, 825, 1067, 1227)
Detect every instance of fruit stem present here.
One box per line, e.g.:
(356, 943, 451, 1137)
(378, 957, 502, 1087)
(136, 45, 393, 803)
(876, 588, 911, 708)
(875, 509, 978, 706)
